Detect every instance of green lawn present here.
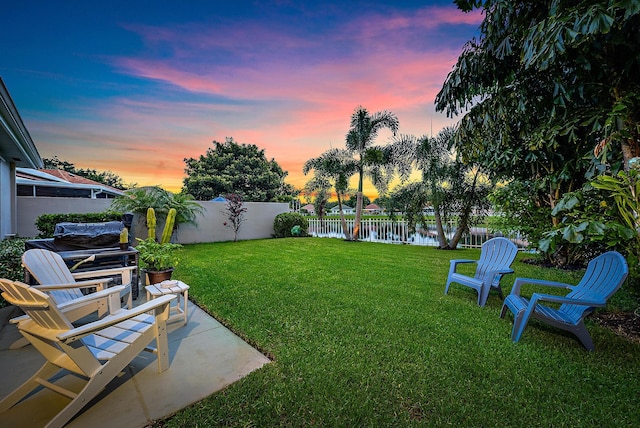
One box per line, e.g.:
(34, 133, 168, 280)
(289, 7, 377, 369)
(161, 238, 640, 427)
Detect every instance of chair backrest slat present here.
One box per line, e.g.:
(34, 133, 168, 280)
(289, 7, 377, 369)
(23, 249, 77, 285)
(0, 279, 73, 331)
(560, 251, 628, 322)
(475, 237, 518, 282)
(23, 249, 84, 303)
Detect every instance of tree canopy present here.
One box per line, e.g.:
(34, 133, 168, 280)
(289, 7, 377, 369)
(182, 137, 293, 201)
(415, 128, 491, 249)
(302, 175, 332, 220)
(436, 1, 640, 210)
(303, 148, 358, 239)
(43, 157, 132, 190)
(436, 1, 640, 264)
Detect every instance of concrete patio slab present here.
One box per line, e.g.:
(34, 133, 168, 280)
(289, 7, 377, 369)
(0, 297, 270, 428)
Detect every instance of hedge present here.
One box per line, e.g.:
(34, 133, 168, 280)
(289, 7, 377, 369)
(0, 238, 29, 308)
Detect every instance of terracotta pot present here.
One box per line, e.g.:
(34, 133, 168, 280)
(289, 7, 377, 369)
(146, 268, 174, 285)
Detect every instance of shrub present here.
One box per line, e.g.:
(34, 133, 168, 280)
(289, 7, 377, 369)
(110, 186, 203, 227)
(135, 237, 182, 272)
(273, 213, 308, 238)
(35, 212, 123, 238)
(224, 194, 247, 242)
(0, 238, 28, 307)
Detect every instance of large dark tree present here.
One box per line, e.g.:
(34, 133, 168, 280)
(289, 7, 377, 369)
(183, 137, 291, 201)
(436, 1, 640, 218)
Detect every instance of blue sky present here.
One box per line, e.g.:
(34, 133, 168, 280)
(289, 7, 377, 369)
(1, 1, 481, 193)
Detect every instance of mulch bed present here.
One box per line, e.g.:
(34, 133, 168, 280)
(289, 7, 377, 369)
(593, 311, 640, 344)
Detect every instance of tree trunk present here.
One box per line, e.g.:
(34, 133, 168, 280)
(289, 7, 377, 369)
(352, 162, 365, 240)
(337, 193, 351, 240)
(434, 206, 448, 248)
(448, 171, 477, 249)
(448, 216, 468, 250)
(353, 191, 363, 241)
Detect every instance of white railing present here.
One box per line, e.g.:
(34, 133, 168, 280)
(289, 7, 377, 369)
(307, 218, 528, 249)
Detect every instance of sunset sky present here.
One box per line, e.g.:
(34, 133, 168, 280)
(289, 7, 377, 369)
(2, 1, 482, 197)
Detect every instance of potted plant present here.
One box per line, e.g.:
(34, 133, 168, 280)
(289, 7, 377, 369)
(136, 237, 182, 284)
(130, 206, 184, 285)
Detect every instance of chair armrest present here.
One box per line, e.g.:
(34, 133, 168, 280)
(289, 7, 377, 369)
(450, 259, 477, 265)
(509, 277, 573, 296)
(530, 292, 606, 308)
(72, 265, 137, 280)
(33, 277, 113, 291)
(483, 268, 515, 287)
(56, 285, 126, 313)
(9, 315, 28, 324)
(58, 294, 176, 342)
(488, 268, 514, 275)
(9, 286, 127, 324)
(449, 260, 477, 273)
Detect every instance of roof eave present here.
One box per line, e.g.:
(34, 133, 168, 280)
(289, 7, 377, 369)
(0, 77, 43, 168)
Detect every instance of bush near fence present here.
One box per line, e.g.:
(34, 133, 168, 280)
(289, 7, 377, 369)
(273, 213, 309, 238)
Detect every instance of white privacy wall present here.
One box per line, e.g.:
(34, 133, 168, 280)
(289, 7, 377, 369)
(17, 197, 289, 243)
(171, 201, 289, 244)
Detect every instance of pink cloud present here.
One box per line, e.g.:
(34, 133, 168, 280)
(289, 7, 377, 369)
(38, 4, 476, 193)
(114, 58, 224, 94)
(359, 6, 481, 33)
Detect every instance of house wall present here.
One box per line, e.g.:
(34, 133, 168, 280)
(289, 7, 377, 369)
(0, 78, 44, 240)
(0, 160, 15, 239)
(17, 197, 289, 242)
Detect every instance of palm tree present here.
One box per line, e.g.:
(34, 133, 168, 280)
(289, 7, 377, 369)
(416, 128, 491, 249)
(415, 132, 450, 248)
(303, 148, 358, 240)
(345, 106, 400, 240)
(303, 176, 332, 226)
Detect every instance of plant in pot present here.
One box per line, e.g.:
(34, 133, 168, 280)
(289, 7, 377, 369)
(136, 207, 182, 284)
(136, 237, 182, 284)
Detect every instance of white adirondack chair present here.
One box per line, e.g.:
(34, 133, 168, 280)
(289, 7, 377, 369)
(0, 278, 175, 428)
(22, 248, 136, 321)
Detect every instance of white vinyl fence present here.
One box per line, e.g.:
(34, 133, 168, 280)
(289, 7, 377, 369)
(307, 218, 528, 249)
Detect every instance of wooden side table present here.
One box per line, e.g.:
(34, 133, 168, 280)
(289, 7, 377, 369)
(145, 280, 190, 325)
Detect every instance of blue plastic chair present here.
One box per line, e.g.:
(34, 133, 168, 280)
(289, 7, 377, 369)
(444, 237, 518, 307)
(500, 251, 628, 351)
